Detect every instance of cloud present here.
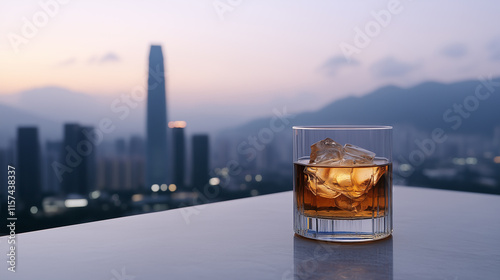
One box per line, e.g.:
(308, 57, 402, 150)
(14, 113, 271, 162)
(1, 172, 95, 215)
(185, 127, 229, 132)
(370, 57, 416, 78)
(88, 52, 121, 64)
(440, 43, 467, 58)
(487, 37, 500, 61)
(100, 52, 120, 63)
(56, 57, 76, 67)
(320, 55, 359, 76)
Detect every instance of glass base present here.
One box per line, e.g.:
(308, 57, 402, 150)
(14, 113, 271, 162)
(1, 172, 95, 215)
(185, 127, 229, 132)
(294, 211, 392, 242)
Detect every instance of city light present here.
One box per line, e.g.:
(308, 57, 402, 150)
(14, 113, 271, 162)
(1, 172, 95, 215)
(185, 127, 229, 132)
(132, 194, 144, 202)
(42, 197, 66, 214)
(465, 157, 477, 165)
(168, 184, 177, 192)
(160, 184, 168, 191)
(250, 189, 259, 196)
(64, 198, 88, 208)
(151, 184, 160, 192)
(168, 121, 187, 128)
(90, 190, 101, 199)
(255, 174, 262, 182)
(209, 177, 220, 186)
(245, 175, 252, 182)
(30, 206, 38, 214)
(220, 168, 229, 177)
(452, 158, 466, 165)
(494, 156, 500, 164)
(400, 164, 412, 172)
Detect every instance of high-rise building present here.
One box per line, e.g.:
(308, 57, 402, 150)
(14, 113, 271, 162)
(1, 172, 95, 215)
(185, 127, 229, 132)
(61, 124, 96, 195)
(191, 134, 209, 189)
(129, 135, 145, 190)
(146, 45, 169, 190)
(81, 126, 96, 193)
(44, 141, 62, 194)
(17, 127, 42, 209)
(171, 121, 186, 190)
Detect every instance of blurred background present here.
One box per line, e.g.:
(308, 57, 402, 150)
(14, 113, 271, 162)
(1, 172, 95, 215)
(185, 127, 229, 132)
(1, 0, 499, 234)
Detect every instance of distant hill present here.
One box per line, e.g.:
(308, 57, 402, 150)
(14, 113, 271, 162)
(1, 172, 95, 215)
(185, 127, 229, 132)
(0, 87, 144, 147)
(228, 78, 500, 136)
(0, 103, 61, 146)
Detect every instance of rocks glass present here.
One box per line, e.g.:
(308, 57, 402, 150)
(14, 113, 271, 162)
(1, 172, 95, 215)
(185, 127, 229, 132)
(293, 126, 393, 242)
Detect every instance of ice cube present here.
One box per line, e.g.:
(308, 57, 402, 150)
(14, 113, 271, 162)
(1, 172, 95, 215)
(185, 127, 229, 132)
(304, 167, 341, 199)
(343, 143, 375, 164)
(305, 139, 387, 211)
(335, 194, 362, 212)
(304, 165, 387, 201)
(309, 138, 343, 164)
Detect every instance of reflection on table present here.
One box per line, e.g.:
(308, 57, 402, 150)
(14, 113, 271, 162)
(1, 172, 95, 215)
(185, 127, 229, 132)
(292, 235, 393, 280)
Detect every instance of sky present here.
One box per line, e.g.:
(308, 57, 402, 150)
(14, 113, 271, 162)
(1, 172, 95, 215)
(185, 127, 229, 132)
(1, 0, 500, 118)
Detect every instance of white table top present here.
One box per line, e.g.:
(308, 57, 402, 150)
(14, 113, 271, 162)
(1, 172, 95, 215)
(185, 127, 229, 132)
(1, 186, 499, 280)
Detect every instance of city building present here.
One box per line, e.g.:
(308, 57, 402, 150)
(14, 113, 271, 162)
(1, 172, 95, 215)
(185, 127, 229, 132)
(129, 135, 145, 190)
(191, 134, 209, 189)
(17, 127, 42, 210)
(146, 45, 169, 190)
(61, 124, 96, 195)
(171, 121, 186, 191)
(44, 141, 62, 195)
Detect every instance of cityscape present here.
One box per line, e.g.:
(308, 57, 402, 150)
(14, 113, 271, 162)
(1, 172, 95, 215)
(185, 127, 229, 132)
(1, 44, 500, 234)
(0, 45, 260, 234)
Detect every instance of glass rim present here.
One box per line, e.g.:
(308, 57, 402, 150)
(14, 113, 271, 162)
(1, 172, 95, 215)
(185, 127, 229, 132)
(293, 125, 392, 130)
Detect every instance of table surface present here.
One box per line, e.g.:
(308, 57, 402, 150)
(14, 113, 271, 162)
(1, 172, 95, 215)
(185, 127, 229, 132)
(1, 186, 500, 280)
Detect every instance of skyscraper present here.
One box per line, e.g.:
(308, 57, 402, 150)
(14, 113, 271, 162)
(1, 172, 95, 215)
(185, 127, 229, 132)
(171, 121, 186, 190)
(129, 135, 145, 190)
(17, 127, 41, 209)
(61, 124, 96, 195)
(191, 134, 209, 189)
(146, 45, 169, 189)
(44, 141, 62, 194)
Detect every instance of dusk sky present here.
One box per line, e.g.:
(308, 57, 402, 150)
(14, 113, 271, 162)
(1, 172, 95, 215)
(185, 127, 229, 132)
(1, 0, 500, 115)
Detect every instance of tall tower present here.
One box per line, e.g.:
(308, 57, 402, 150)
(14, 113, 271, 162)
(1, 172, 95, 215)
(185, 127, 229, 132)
(17, 127, 41, 209)
(146, 45, 169, 189)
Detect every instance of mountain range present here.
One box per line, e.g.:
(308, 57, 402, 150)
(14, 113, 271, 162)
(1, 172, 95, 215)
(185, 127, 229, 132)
(228, 77, 500, 137)
(1, 77, 499, 148)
